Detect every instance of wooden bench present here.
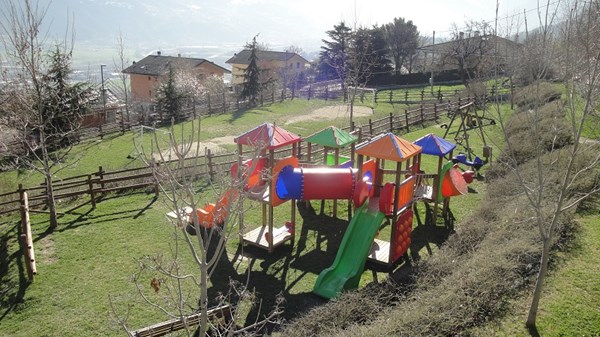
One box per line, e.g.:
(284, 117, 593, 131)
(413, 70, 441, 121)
(130, 305, 232, 337)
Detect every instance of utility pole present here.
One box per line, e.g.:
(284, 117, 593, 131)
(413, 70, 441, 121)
(99, 64, 106, 139)
(430, 30, 435, 95)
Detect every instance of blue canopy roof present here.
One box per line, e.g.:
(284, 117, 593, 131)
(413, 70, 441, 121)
(413, 133, 456, 156)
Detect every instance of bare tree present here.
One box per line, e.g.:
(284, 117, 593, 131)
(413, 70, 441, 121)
(345, 26, 383, 126)
(113, 30, 132, 132)
(0, 0, 93, 230)
(439, 20, 495, 88)
(111, 118, 283, 336)
(490, 0, 600, 330)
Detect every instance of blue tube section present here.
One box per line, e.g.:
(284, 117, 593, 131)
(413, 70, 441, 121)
(276, 166, 303, 199)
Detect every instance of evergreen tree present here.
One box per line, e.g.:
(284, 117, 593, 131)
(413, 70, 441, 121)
(155, 64, 187, 122)
(368, 26, 393, 82)
(318, 22, 352, 84)
(351, 26, 392, 85)
(37, 46, 93, 149)
(241, 36, 261, 106)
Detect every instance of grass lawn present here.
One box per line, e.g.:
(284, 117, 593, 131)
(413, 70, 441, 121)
(471, 211, 600, 337)
(1, 86, 596, 336)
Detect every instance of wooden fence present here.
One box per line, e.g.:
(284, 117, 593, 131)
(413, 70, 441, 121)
(0, 95, 482, 219)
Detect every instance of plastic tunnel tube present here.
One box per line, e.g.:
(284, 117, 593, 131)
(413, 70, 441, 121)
(275, 167, 357, 200)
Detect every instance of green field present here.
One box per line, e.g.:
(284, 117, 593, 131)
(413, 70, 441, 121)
(1, 87, 598, 336)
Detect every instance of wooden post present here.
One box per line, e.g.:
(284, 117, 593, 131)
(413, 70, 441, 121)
(431, 156, 443, 226)
(19, 186, 36, 280)
(97, 166, 105, 197)
(434, 103, 438, 119)
(404, 109, 410, 132)
(88, 175, 96, 209)
(389, 112, 394, 132)
(237, 144, 244, 243)
(325, 87, 329, 101)
(207, 148, 215, 180)
(420, 89, 424, 102)
(308, 84, 312, 100)
(271, 86, 275, 103)
(222, 93, 227, 113)
(389, 90, 393, 104)
(420, 105, 425, 126)
(320, 147, 328, 214)
(333, 148, 339, 217)
(208, 95, 212, 115)
(268, 149, 275, 252)
(388, 161, 403, 268)
(404, 90, 408, 104)
(369, 119, 373, 135)
(307, 142, 312, 163)
(291, 85, 296, 100)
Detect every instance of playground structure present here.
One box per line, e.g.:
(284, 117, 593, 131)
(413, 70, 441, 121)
(173, 123, 473, 299)
(304, 126, 358, 217)
(442, 99, 493, 162)
(233, 123, 302, 252)
(413, 133, 466, 225)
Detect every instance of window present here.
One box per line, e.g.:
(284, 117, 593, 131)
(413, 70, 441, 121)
(296, 62, 300, 69)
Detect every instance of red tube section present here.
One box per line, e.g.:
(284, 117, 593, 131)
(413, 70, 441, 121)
(276, 167, 356, 201)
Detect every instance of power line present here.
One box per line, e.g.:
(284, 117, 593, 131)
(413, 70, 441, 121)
(431, 0, 563, 37)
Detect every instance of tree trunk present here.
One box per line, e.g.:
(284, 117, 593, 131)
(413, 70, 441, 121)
(199, 255, 209, 334)
(526, 236, 551, 329)
(40, 128, 58, 230)
(45, 172, 58, 230)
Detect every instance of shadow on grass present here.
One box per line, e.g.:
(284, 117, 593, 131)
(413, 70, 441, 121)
(410, 201, 454, 262)
(201, 200, 348, 333)
(0, 221, 31, 322)
(46, 193, 158, 234)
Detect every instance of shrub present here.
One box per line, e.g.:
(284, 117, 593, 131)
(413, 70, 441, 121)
(512, 82, 562, 109)
(494, 102, 573, 167)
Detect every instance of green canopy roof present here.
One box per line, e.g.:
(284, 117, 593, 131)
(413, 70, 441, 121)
(305, 126, 358, 149)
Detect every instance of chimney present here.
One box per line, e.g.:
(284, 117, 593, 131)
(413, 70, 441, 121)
(157, 51, 161, 56)
(132, 61, 136, 64)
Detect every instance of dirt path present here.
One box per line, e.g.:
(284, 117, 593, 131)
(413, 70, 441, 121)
(284, 104, 373, 125)
(153, 141, 224, 160)
(155, 104, 371, 157)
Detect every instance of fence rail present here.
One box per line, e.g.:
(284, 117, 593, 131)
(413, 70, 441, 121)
(0, 89, 488, 218)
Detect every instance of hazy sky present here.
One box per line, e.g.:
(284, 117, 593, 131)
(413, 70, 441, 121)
(28, 0, 562, 70)
(230, 0, 556, 46)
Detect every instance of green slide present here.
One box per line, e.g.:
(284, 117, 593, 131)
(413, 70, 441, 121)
(313, 201, 386, 299)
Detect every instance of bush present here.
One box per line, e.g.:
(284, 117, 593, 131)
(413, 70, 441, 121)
(493, 102, 573, 167)
(513, 82, 562, 109)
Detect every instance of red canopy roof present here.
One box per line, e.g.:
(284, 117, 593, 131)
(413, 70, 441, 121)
(234, 123, 301, 150)
(356, 132, 422, 162)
